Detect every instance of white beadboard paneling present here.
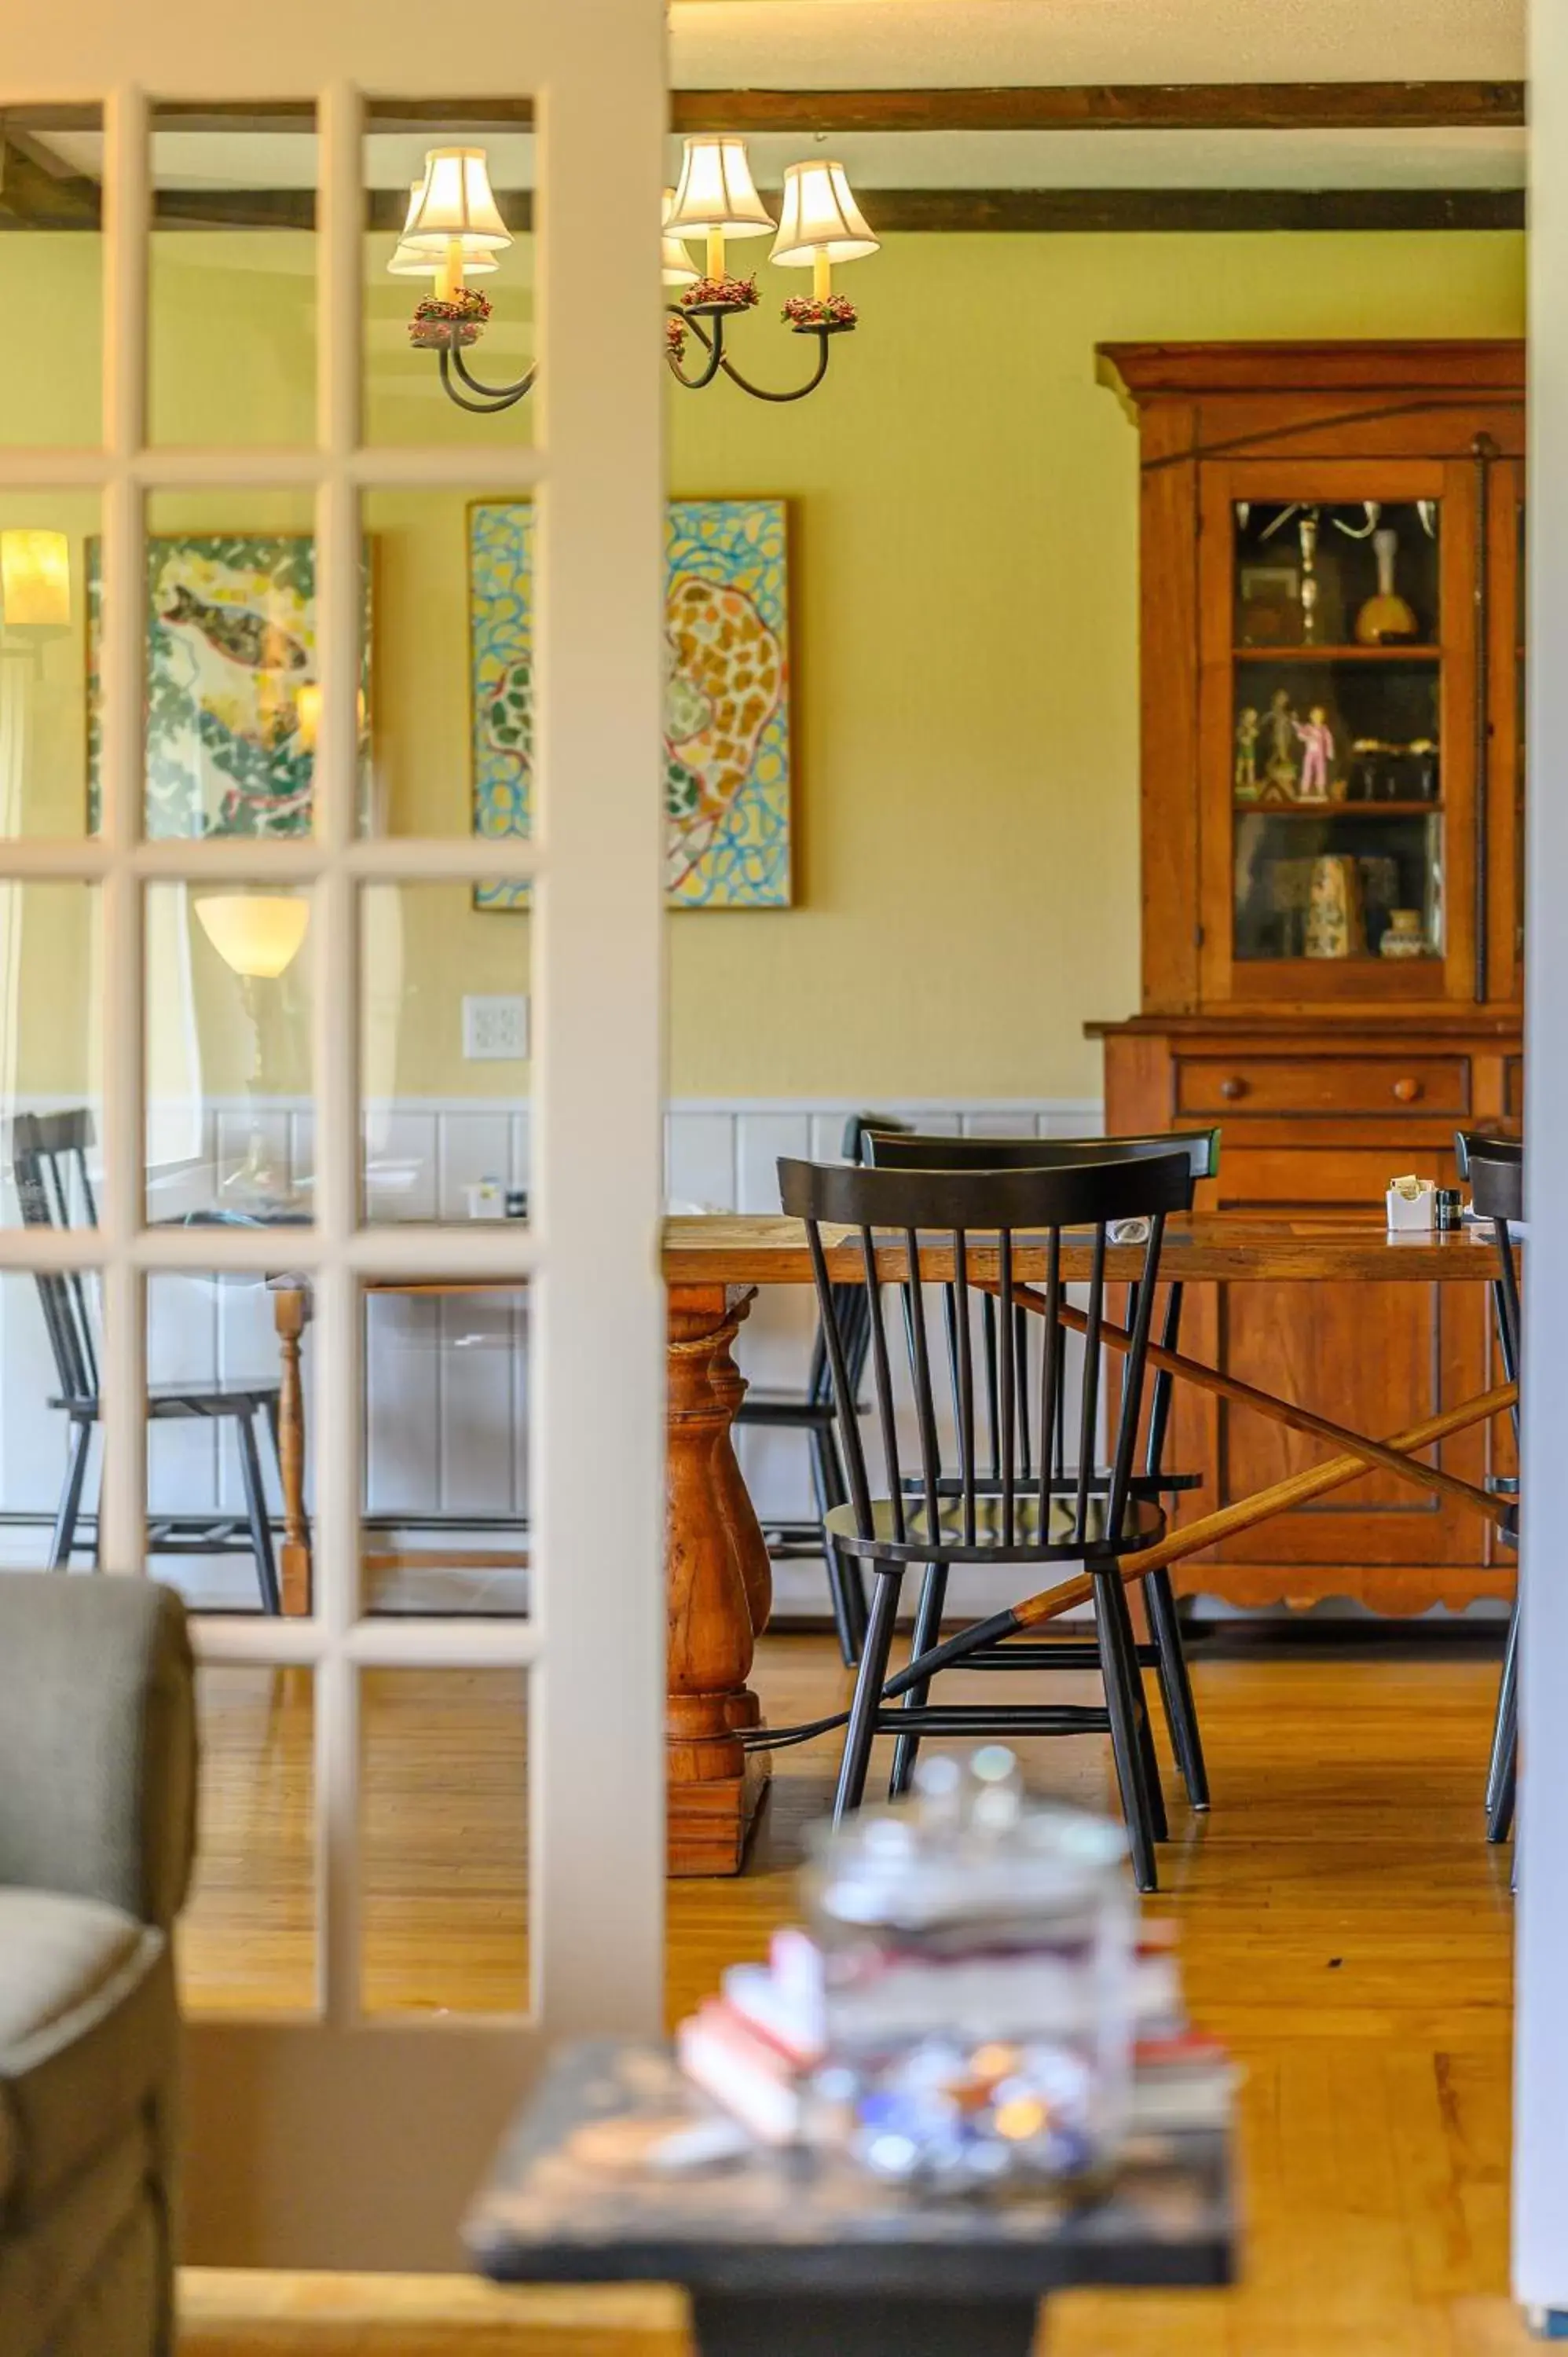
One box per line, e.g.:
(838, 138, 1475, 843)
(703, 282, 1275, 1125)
(363, 1109, 439, 1223)
(960, 1108, 1039, 1139)
(439, 1287, 526, 1519)
(146, 1270, 221, 1516)
(363, 1290, 442, 1516)
(438, 1108, 517, 1220)
(665, 1112, 736, 1211)
(737, 1113, 812, 1215)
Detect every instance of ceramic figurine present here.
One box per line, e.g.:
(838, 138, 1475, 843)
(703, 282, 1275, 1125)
(1262, 688, 1300, 801)
(1297, 513, 1321, 643)
(1292, 706, 1335, 804)
(1354, 526, 1420, 644)
(1304, 854, 1367, 959)
(1380, 907, 1427, 960)
(1234, 706, 1261, 800)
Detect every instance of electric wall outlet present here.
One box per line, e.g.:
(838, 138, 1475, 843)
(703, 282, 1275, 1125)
(463, 994, 529, 1060)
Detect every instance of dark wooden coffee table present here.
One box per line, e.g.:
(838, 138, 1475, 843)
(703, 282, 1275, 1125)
(467, 2040, 1235, 2355)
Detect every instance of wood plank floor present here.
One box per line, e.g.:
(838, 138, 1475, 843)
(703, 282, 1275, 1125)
(178, 1628, 1530, 2354)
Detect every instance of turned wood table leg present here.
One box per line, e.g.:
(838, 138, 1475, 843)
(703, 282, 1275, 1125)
(270, 1283, 313, 1618)
(666, 1283, 771, 1876)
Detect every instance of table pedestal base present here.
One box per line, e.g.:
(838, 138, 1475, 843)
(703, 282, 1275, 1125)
(690, 2293, 1039, 2355)
(666, 1284, 773, 1877)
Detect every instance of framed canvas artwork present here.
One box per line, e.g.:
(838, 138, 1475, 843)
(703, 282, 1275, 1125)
(468, 497, 793, 909)
(87, 534, 372, 838)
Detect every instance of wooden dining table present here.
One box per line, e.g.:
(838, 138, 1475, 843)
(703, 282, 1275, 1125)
(270, 1212, 1515, 1877)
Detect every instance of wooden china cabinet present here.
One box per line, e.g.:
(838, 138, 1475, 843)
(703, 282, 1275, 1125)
(1090, 341, 1525, 1615)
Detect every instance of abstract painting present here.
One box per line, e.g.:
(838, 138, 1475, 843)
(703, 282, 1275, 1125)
(468, 497, 793, 909)
(88, 535, 372, 838)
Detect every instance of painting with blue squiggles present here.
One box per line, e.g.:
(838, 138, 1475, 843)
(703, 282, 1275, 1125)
(86, 537, 371, 838)
(468, 497, 793, 910)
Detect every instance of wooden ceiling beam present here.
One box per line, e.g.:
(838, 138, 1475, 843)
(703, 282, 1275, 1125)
(669, 82, 1526, 134)
(870, 187, 1525, 233)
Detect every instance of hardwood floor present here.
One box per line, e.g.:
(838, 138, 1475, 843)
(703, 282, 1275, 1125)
(178, 1628, 1529, 2353)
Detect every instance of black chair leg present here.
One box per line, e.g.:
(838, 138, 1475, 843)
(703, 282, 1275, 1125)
(1094, 1568, 1159, 1893)
(49, 1421, 93, 1568)
(1486, 1594, 1520, 1815)
(236, 1409, 282, 1616)
(1486, 1605, 1519, 1845)
(1144, 1566, 1210, 1811)
(833, 1566, 903, 1824)
(810, 1423, 866, 1666)
(888, 1563, 949, 1800)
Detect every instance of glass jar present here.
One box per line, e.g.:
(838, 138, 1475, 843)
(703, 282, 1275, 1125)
(803, 1750, 1135, 2194)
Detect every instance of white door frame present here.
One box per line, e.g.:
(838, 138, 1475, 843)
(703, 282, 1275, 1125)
(0, 4, 667, 2267)
(1518, 0, 1568, 2317)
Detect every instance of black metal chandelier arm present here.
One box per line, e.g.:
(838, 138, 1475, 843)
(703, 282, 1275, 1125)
(437, 345, 537, 413)
(716, 325, 833, 405)
(665, 306, 727, 393)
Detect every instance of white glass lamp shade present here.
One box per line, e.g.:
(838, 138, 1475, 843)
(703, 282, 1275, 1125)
(388, 180, 496, 277)
(0, 530, 71, 629)
(769, 161, 879, 266)
(665, 136, 774, 240)
(194, 893, 311, 981)
(401, 148, 512, 251)
(661, 188, 698, 288)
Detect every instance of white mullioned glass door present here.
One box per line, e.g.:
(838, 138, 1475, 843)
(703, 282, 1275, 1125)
(0, 2, 665, 2267)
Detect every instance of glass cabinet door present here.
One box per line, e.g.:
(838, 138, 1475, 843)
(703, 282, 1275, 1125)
(1200, 462, 1478, 1006)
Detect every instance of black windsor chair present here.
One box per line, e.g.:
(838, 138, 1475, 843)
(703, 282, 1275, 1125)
(735, 1112, 911, 1663)
(1457, 1131, 1523, 1844)
(863, 1127, 1218, 1813)
(9, 1109, 285, 1611)
(777, 1147, 1194, 1891)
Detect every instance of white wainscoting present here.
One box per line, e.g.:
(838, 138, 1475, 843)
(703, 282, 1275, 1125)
(0, 1094, 1103, 1615)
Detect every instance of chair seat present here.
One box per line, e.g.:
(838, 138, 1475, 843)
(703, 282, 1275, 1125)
(49, 1380, 280, 1420)
(825, 1489, 1165, 1565)
(0, 1890, 170, 2216)
(735, 1391, 840, 1428)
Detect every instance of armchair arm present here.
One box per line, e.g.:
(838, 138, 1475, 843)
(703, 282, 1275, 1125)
(0, 1574, 196, 1928)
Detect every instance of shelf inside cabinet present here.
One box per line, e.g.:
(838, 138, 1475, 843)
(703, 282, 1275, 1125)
(1234, 800, 1442, 819)
(1233, 644, 1441, 663)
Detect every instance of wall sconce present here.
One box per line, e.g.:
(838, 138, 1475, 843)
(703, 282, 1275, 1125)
(1, 532, 71, 673)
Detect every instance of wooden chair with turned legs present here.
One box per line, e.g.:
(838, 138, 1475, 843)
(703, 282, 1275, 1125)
(1457, 1132, 1523, 1844)
(863, 1127, 1217, 1816)
(777, 1149, 1193, 1892)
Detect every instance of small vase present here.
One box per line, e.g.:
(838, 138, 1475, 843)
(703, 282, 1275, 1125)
(1304, 855, 1366, 960)
(1354, 528, 1419, 645)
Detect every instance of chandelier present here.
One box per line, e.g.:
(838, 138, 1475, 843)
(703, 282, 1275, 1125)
(395, 136, 880, 414)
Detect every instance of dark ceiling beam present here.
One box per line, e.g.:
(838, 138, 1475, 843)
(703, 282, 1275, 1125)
(670, 82, 1526, 134)
(0, 126, 101, 228)
(4, 80, 1530, 141)
(870, 187, 1525, 233)
(2, 185, 1514, 236)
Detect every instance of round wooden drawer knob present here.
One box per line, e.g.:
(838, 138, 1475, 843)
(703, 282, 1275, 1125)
(1218, 1077, 1247, 1101)
(1392, 1077, 1423, 1104)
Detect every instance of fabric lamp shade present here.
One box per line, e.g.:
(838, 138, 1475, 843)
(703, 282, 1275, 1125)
(769, 161, 879, 266)
(388, 179, 496, 277)
(661, 188, 698, 287)
(194, 893, 311, 981)
(401, 148, 513, 251)
(0, 530, 71, 629)
(665, 136, 774, 239)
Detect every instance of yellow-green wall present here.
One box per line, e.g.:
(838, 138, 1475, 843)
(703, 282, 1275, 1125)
(0, 225, 1526, 1104)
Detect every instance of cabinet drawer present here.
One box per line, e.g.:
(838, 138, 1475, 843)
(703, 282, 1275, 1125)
(1177, 1055, 1470, 1118)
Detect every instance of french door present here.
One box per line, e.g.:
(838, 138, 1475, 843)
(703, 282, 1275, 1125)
(0, 2, 666, 2266)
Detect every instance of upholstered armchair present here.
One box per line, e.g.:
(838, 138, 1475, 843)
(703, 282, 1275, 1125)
(0, 1574, 196, 2357)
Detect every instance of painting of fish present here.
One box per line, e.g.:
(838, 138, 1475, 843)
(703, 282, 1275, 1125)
(87, 534, 372, 838)
(467, 498, 793, 910)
